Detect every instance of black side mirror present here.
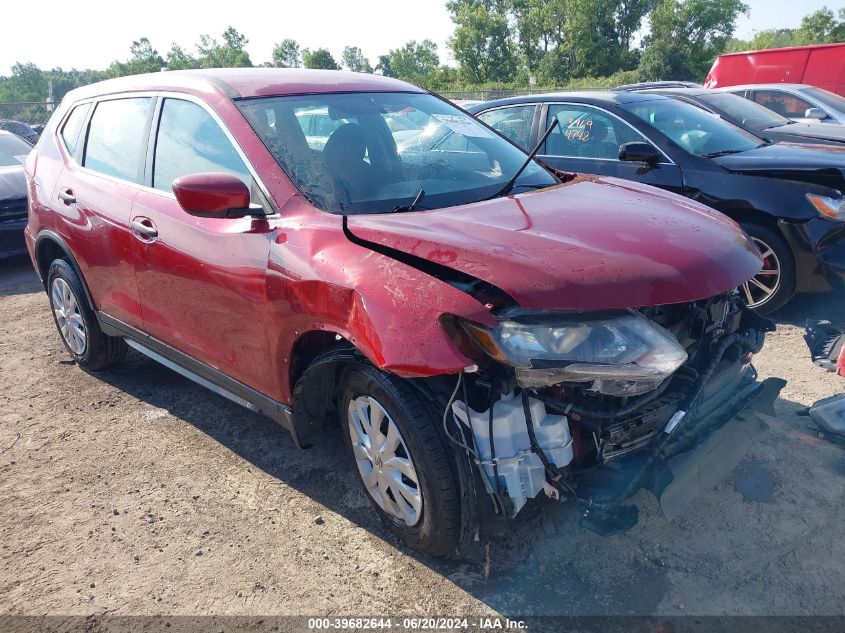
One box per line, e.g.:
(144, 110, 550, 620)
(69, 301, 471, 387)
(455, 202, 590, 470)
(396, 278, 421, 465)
(619, 141, 661, 166)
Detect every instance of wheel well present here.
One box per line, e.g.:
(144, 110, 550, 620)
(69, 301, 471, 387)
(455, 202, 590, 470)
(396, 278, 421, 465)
(289, 330, 358, 444)
(35, 237, 66, 287)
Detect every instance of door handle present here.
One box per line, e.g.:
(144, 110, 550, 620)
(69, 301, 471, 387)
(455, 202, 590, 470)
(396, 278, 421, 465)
(58, 189, 76, 205)
(131, 218, 158, 239)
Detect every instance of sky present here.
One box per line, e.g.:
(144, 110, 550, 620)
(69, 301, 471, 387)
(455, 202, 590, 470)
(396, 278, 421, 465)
(0, 0, 839, 75)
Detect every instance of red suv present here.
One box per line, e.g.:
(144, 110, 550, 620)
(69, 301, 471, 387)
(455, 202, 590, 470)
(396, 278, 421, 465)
(25, 69, 783, 555)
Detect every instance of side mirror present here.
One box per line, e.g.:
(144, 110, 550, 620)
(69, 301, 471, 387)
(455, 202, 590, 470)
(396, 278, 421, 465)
(804, 107, 828, 121)
(172, 172, 253, 218)
(619, 141, 661, 166)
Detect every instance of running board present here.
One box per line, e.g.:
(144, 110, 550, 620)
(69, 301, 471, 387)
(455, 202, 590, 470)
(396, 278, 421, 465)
(98, 312, 295, 438)
(124, 339, 260, 413)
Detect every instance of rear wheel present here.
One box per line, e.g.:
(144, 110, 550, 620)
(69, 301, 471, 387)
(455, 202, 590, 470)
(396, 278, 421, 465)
(47, 259, 127, 370)
(340, 363, 460, 556)
(739, 223, 796, 314)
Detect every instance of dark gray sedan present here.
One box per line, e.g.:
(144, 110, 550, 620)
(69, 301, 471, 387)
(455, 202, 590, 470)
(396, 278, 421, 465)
(0, 130, 31, 258)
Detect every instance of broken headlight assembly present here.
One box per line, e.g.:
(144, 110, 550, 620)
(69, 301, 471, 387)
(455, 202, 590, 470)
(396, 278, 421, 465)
(460, 311, 688, 396)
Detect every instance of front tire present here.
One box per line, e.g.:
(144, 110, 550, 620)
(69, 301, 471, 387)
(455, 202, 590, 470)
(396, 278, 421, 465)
(47, 259, 127, 370)
(739, 222, 796, 314)
(340, 363, 460, 556)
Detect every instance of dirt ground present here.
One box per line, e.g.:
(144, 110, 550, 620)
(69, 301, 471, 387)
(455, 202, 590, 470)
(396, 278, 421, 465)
(1, 254, 844, 620)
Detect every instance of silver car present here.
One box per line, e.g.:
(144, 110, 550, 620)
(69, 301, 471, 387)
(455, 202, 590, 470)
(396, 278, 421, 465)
(724, 84, 845, 125)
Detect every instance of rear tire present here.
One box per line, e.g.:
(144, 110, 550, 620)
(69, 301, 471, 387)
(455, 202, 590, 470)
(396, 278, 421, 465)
(47, 259, 127, 370)
(739, 222, 796, 314)
(340, 363, 460, 556)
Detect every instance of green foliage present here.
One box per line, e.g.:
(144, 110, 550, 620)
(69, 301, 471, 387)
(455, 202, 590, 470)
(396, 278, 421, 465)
(375, 55, 397, 78)
(388, 40, 440, 87)
(197, 27, 253, 68)
(108, 38, 165, 77)
(165, 44, 200, 70)
(447, 1, 516, 83)
(342, 46, 373, 73)
(639, 0, 749, 81)
(302, 48, 340, 70)
(272, 39, 301, 68)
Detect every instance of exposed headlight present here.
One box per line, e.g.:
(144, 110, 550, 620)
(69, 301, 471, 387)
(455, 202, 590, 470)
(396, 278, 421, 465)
(807, 193, 845, 222)
(461, 311, 688, 396)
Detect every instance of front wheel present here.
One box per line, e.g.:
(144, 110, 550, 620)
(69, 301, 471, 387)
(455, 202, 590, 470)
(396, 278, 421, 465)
(739, 223, 796, 314)
(340, 363, 461, 556)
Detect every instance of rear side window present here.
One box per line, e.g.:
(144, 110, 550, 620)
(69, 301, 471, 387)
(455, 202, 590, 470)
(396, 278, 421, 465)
(477, 105, 536, 150)
(153, 98, 252, 194)
(84, 97, 151, 182)
(61, 104, 90, 156)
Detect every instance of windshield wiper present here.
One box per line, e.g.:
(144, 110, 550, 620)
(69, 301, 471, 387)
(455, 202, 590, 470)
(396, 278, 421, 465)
(702, 148, 744, 158)
(391, 188, 428, 213)
(481, 117, 560, 201)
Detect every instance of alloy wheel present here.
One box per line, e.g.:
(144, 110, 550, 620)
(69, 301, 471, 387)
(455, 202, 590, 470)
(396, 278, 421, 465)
(741, 236, 782, 309)
(51, 277, 87, 355)
(347, 395, 423, 526)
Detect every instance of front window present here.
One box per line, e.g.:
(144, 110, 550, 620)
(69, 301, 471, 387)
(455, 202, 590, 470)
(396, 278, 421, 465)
(699, 92, 790, 130)
(0, 133, 32, 167)
(800, 87, 845, 112)
(238, 92, 556, 215)
(542, 104, 649, 160)
(621, 98, 764, 157)
(752, 90, 816, 119)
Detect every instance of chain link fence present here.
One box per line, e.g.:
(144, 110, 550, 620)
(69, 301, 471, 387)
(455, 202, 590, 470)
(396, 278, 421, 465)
(0, 102, 59, 126)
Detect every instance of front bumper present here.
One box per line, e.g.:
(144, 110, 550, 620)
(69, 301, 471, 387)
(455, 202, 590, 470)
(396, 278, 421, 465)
(0, 217, 27, 258)
(576, 374, 785, 531)
(779, 218, 845, 293)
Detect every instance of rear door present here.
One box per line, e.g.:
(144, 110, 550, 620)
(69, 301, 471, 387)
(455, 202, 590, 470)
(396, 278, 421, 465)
(536, 103, 684, 192)
(130, 96, 277, 396)
(52, 96, 152, 328)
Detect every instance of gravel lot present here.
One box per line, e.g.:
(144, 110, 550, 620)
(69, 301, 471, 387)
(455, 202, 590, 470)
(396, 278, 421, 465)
(1, 254, 844, 620)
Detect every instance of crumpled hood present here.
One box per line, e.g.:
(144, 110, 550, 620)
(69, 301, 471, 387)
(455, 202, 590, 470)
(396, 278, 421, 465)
(712, 143, 845, 190)
(0, 165, 26, 201)
(347, 176, 762, 310)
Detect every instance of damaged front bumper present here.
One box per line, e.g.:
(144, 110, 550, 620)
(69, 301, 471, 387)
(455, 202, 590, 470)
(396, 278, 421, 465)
(576, 374, 785, 532)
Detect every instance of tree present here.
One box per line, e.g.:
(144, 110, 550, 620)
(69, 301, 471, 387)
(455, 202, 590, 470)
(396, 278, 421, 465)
(640, 0, 748, 81)
(796, 7, 845, 44)
(374, 54, 397, 77)
(165, 44, 199, 70)
(342, 46, 373, 73)
(302, 48, 340, 70)
(196, 27, 253, 68)
(272, 39, 301, 68)
(388, 40, 440, 87)
(447, 1, 516, 83)
(108, 37, 165, 77)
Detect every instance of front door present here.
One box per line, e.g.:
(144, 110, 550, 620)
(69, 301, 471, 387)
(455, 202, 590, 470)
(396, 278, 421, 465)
(131, 97, 276, 396)
(537, 103, 684, 194)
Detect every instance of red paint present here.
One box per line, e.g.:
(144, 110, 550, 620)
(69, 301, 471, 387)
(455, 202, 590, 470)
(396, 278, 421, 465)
(705, 43, 845, 96)
(172, 172, 250, 216)
(26, 70, 762, 406)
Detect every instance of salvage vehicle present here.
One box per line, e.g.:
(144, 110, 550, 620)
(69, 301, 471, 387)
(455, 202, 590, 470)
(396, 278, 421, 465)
(0, 130, 31, 258)
(469, 92, 845, 313)
(725, 84, 845, 125)
(26, 69, 782, 555)
(617, 85, 845, 146)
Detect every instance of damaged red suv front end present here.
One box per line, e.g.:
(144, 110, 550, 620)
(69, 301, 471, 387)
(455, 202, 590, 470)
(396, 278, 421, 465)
(27, 70, 782, 556)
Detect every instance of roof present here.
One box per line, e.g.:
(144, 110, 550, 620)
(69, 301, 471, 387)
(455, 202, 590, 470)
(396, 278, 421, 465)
(717, 42, 845, 58)
(715, 83, 818, 91)
(466, 90, 670, 112)
(64, 68, 423, 103)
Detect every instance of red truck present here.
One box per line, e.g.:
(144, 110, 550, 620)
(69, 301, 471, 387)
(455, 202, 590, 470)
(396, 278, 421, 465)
(705, 43, 845, 96)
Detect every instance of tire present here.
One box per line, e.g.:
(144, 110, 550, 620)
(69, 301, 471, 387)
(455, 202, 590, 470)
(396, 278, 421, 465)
(739, 222, 796, 314)
(46, 259, 127, 370)
(340, 363, 460, 556)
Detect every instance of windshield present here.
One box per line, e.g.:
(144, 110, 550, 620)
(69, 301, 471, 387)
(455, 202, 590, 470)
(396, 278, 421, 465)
(0, 133, 31, 167)
(699, 92, 790, 130)
(802, 86, 845, 112)
(238, 92, 556, 215)
(621, 98, 765, 157)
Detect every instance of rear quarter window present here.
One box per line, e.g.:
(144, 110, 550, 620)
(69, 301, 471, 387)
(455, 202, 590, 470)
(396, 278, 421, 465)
(84, 97, 152, 182)
(60, 103, 91, 156)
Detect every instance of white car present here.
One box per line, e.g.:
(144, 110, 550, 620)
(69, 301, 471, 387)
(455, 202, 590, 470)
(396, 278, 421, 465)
(724, 84, 845, 125)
